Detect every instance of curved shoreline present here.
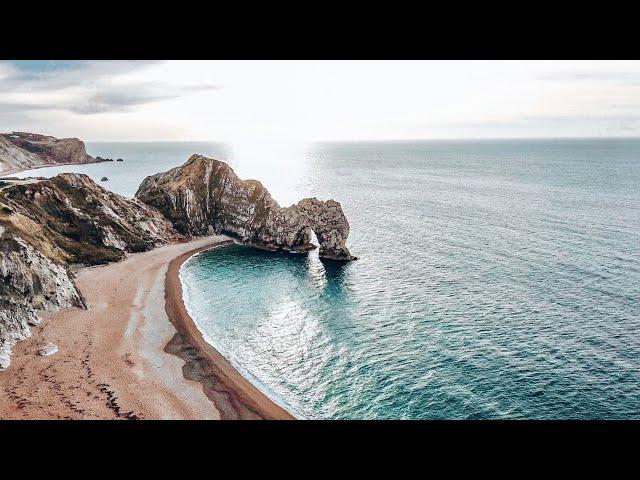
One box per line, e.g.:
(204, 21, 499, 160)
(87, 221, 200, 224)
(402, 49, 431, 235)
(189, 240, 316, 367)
(0, 158, 101, 177)
(164, 241, 296, 420)
(0, 236, 295, 420)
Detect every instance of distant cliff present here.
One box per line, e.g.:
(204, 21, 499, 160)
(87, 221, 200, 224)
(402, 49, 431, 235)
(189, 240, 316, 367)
(136, 154, 356, 261)
(0, 173, 179, 368)
(0, 132, 95, 175)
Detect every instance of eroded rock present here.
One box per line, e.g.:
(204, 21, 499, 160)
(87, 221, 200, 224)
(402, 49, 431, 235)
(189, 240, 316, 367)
(1, 173, 180, 266)
(0, 303, 39, 369)
(136, 154, 356, 260)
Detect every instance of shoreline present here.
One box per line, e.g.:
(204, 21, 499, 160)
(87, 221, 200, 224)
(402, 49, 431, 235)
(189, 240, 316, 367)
(164, 242, 296, 420)
(0, 235, 294, 420)
(0, 158, 102, 177)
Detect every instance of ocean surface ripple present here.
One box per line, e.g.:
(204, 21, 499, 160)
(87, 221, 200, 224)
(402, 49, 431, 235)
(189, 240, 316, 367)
(180, 139, 640, 419)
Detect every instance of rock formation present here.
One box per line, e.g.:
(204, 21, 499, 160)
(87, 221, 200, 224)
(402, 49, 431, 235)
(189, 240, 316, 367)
(0, 173, 179, 368)
(0, 132, 96, 175)
(136, 155, 356, 261)
(1, 146, 356, 369)
(0, 236, 83, 369)
(2, 173, 179, 265)
(0, 136, 41, 174)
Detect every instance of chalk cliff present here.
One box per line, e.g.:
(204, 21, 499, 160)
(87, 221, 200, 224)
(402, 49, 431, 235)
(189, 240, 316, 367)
(136, 155, 356, 261)
(0, 132, 95, 175)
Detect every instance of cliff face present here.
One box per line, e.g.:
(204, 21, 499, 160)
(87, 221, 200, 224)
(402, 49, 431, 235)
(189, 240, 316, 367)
(0, 173, 179, 368)
(0, 132, 95, 175)
(0, 236, 84, 369)
(0, 136, 41, 174)
(1, 173, 179, 265)
(136, 155, 356, 261)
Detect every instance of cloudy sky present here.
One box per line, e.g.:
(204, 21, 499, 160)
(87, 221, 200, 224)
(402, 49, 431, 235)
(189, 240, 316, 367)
(1, 60, 639, 142)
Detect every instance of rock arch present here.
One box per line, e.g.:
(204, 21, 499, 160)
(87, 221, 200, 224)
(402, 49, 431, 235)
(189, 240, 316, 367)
(137, 155, 356, 261)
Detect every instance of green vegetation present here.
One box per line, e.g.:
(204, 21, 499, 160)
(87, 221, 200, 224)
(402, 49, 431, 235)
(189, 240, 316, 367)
(0, 176, 165, 267)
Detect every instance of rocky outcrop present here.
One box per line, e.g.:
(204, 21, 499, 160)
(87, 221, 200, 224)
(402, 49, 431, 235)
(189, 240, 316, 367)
(0, 132, 95, 175)
(136, 155, 356, 261)
(1, 173, 179, 266)
(0, 235, 84, 369)
(0, 173, 180, 368)
(0, 136, 41, 175)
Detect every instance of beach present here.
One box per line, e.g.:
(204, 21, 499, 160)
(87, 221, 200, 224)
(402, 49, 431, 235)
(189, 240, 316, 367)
(0, 235, 294, 420)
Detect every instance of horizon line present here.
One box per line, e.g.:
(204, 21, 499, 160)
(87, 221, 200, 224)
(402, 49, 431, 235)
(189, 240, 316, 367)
(83, 134, 640, 144)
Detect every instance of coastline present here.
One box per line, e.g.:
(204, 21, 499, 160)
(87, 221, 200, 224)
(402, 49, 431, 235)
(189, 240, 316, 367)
(0, 158, 101, 177)
(0, 235, 294, 420)
(164, 242, 296, 420)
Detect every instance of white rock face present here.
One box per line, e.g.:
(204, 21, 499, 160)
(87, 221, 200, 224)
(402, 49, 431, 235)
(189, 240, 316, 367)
(0, 136, 41, 174)
(1, 236, 85, 311)
(0, 305, 38, 369)
(0, 236, 83, 370)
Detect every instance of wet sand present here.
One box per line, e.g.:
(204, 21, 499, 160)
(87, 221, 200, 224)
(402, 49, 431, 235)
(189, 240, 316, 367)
(0, 235, 294, 420)
(164, 243, 295, 420)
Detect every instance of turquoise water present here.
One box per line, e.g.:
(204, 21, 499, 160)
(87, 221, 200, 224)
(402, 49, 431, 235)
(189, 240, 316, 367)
(181, 139, 640, 419)
(17, 139, 640, 418)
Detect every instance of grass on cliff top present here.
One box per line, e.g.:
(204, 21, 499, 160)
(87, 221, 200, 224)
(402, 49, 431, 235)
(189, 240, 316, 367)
(0, 180, 127, 266)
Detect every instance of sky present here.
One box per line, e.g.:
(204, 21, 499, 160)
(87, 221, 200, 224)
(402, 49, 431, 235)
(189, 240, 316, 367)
(1, 60, 639, 142)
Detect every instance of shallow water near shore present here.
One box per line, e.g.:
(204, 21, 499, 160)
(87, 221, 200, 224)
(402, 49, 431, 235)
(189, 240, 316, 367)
(17, 138, 640, 419)
(181, 138, 640, 419)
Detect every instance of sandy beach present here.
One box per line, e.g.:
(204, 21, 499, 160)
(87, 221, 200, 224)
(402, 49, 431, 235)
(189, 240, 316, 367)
(0, 235, 295, 420)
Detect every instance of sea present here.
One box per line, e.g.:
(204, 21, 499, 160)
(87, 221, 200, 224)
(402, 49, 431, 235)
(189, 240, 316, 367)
(13, 138, 640, 419)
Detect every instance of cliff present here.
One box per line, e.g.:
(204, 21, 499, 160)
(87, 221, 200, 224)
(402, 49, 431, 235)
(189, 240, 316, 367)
(0, 173, 179, 368)
(0, 236, 84, 369)
(0, 132, 95, 175)
(136, 155, 356, 261)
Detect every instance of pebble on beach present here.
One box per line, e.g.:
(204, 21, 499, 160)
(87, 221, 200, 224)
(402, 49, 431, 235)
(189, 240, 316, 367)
(38, 343, 59, 357)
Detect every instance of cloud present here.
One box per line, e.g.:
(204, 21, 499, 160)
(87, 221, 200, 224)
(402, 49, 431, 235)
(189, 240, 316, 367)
(3, 60, 640, 141)
(539, 69, 640, 85)
(68, 83, 221, 115)
(446, 113, 640, 137)
(0, 62, 18, 81)
(0, 61, 221, 117)
(0, 60, 160, 90)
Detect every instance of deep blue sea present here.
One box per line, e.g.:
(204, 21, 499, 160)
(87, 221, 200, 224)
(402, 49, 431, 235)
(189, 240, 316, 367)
(16, 139, 640, 419)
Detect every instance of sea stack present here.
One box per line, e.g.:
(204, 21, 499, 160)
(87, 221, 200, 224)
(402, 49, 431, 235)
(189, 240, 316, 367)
(136, 154, 356, 261)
